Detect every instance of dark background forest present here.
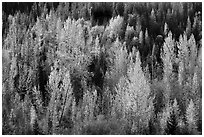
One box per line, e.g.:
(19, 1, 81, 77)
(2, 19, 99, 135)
(2, 2, 202, 42)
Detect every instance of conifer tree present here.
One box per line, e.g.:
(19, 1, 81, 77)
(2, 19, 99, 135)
(188, 34, 197, 74)
(165, 99, 181, 135)
(164, 22, 168, 36)
(117, 52, 153, 134)
(192, 13, 202, 43)
(135, 15, 142, 37)
(150, 9, 156, 23)
(186, 16, 191, 39)
(139, 30, 143, 46)
(145, 29, 150, 52)
(186, 99, 198, 134)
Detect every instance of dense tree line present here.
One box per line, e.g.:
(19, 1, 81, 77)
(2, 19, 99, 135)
(2, 2, 202, 70)
(3, 2, 202, 41)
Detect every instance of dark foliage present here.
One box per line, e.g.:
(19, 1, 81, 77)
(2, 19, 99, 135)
(70, 69, 84, 106)
(37, 43, 50, 106)
(154, 35, 164, 64)
(90, 3, 113, 26)
(115, 2, 125, 16)
(87, 51, 108, 112)
(165, 111, 179, 135)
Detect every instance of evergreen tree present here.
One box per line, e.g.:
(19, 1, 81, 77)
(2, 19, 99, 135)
(135, 15, 142, 37)
(186, 99, 198, 134)
(145, 29, 150, 51)
(186, 16, 192, 39)
(164, 22, 169, 36)
(139, 30, 144, 46)
(192, 12, 202, 44)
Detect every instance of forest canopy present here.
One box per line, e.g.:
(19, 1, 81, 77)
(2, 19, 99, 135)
(2, 2, 202, 135)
